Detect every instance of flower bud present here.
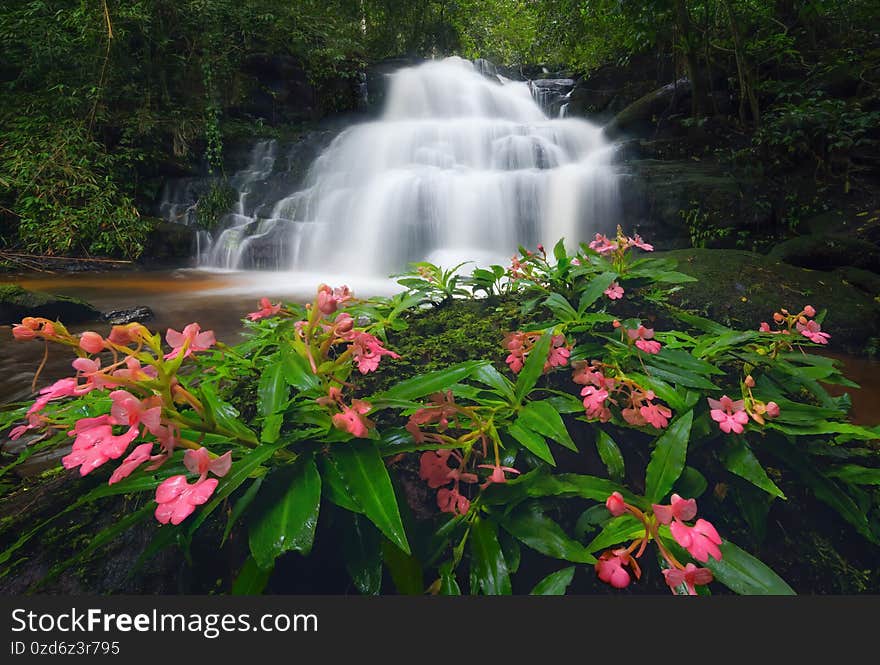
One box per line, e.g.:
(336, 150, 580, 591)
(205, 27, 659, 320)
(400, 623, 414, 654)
(12, 325, 36, 340)
(79, 331, 105, 354)
(744, 375, 755, 388)
(766, 401, 780, 418)
(605, 491, 626, 517)
(803, 305, 816, 318)
(773, 312, 784, 323)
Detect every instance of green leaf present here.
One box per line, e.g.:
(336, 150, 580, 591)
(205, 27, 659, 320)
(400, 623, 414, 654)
(577, 271, 618, 314)
(484, 469, 645, 509)
(674, 466, 708, 499)
(507, 422, 555, 465)
(257, 361, 288, 418)
(377, 361, 487, 402)
(517, 400, 576, 451)
(280, 346, 320, 392)
(329, 441, 410, 554)
(765, 438, 874, 542)
(199, 383, 257, 444)
(722, 438, 786, 499)
(248, 455, 322, 569)
(342, 513, 382, 595)
(644, 410, 694, 503)
(586, 514, 645, 553)
(703, 540, 795, 595)
(439, 561, 461, 595)
(471, 363, 515, 401)
(222, 476, 264, 545)
(232, 556, 272, 595)
(320, 455, 363, 513)
(826, 464, 880, 486)
(381, 539, 423, 594)
(514, 332, 552, 404)
(500, 502, 596, 563)
(530, 567, 576, 595)
(470, 518, 512, 595)
(595, 429, 625, 482)
(543, 292, 578, 322)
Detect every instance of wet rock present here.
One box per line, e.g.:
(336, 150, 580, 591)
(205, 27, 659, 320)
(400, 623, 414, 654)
(140, 219, 196, 261)
(529, 78, 575, 116)
(604, 78, 692, 139)
(0, 284, 101, 326)
(102, 306, 154, 325)
(769, 234, 880, 273)
(620, 158, 773, 249)
(660, 248, 880, 352)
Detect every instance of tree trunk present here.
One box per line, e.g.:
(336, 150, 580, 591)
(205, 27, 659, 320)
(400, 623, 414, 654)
(673, 0, 707, 117)
(722, 0, 760, 127)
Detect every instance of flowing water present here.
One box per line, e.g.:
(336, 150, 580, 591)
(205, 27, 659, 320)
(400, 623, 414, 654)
(199, 57, 621, 276)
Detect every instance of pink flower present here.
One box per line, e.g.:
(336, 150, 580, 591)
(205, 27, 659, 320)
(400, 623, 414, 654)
(670, 518, 723, 563)
(759, 321, 772, 332)
(247, 297, 282, 321)
(12, 324, 37, 340)
(62, 415, 139, 476)
(652, 494, 697, 525)
(803, 305, 816, 318)
(78, 331, 105, 354)
(796, 319, 830, 344)
(628, 234, 654, 251)
(707, 395, 749, 434)
(154, 475, 218, 525)
(662, 563, 713, 595)
(317, 284, 353, 316)
(109, 443, 154, 485)
(595, 550, 638, 589)
(331, 400, 372, 438)
(349, 332, 400, 374)
(606, 491, 626, 517)
(109, 390, 162, 434)
(108, 323, 147, 346)
(504, 332, 526, 373)
(419, 450, 453, 489)
(544, 334, 570, 370)
(581, 385, 609, 419)
(627, 326, 661, 354)
(604, 282, 624, 300)
(622, 407, 648, 427)
(477, 462, 520, 488)
(184, 447, 232, 478)
(588, 233, 618, 254)
(437, 487, 470, 515)
(640, 401, 672, 429)
(164, 323, 216, 360)
(112, 356, 158, 382)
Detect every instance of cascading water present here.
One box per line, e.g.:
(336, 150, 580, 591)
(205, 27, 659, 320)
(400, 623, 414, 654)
(198, 57, 621, 277)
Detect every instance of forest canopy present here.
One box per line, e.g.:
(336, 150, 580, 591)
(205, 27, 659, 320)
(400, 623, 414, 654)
(1, 1, 878, 258)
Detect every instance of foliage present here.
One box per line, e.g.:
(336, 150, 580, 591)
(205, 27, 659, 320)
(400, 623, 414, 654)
(2, 231, 877, 595)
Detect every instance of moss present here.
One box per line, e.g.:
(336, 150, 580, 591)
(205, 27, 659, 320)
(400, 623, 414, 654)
(658, 248, 880, 353)
(0, 284, 100, 325)
(359, 295, 541, 395)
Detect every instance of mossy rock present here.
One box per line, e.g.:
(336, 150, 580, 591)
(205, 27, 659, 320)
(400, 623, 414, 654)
(769, 234, 880, 273)
(659, 248, 880, 352)
(0, 284, 100, 326)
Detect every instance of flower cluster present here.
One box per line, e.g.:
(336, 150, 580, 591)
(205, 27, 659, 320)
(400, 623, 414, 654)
(9, 316, 232, 525)
(317, 387, 373, 438)
(411, 392, 520, 515)
(573, 360, 673, 429)
(587, 225, 654, 272)
(707, 374, 781, 435)
(598, 492, 721, 595)
(759, 304, 830, 345)
(503, 331, 570, 374)
(614, 320, 662, 355)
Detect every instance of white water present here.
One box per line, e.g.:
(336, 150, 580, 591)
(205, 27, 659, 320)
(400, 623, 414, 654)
(201, 57, 621, 277)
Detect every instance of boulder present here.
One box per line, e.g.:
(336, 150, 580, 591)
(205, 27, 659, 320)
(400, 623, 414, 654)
(140, 219, 196, 262)
(0, 284, 100, 326)
(102, 306, 154, 325)
(604, 78, 692, 139)
(659, 248, 880, 352)
(769, 234, 880, 273)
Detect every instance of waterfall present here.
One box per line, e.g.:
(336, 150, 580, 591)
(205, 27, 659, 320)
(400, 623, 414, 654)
(198, 57, 621, 276)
